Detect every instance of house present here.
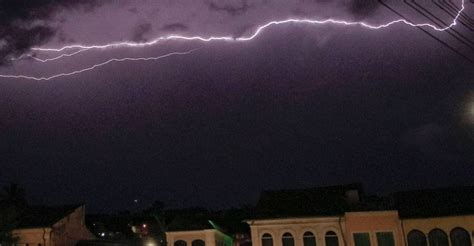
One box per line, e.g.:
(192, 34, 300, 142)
(12, 204, 95, 246)
(393, 186, 474, 246)
(165, 214, 233, 246)
(166, 229, 233, 246)
(343, 211, 403, 246)
(245, 184, 365, 246)
(245, 184, 474, 246)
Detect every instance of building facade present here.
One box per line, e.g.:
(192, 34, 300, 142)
(402, 215, 474, 246)
(12, 205, 95, 246)
(166, 229, 233, 246)
(162, 184, 474, 246)
(343, 211, 404, 246)
(246, 217, 344, 246)
(246, 212, 473, 246)
(246, 185, 474, 246)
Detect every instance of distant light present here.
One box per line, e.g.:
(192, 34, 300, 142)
(464, 93, 474, 125)
(145, 240, 156, 246)
(469, 99, 474, 123)
(143, 224, 147, 228)
(100, 233, 105, 237)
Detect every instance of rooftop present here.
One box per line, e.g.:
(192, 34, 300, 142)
(17, 204, 82, 229)
(255, 183, 364, 218)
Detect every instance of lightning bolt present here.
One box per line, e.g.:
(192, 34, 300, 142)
(0, 49, 198, 81)
(0, 0, 467, 81)
(11, 49, 90, 63)
(31, 0, 465, 53)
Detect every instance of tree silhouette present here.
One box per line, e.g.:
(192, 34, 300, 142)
(150, 201, 169, 246)
(0, 183, 27, 207)
(0, 183, 27, 246)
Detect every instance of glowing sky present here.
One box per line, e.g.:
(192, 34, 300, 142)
(0, 0, 473, 212)
(1, 0, 472, 80)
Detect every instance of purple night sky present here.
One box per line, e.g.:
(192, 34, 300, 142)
(0, 0, 473, 212)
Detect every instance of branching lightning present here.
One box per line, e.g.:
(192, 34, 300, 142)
(0, 49, 198, 81)
(11, 49, 90, 63)
(0, 0, 467, 81)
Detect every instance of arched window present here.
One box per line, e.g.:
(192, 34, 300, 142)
(450, 228, 471, 246)
(429, 229, 449, 246)
(282, 233, 295, 246)
(408, 230, 427, 246)
(192, 240, 205, 246)
(303, 232, 317, 246)
(262, 233, 274, 246)
(175, 241, 187, 246)
(325, 231, 339, 246)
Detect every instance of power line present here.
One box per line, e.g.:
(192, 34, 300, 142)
(446, 0, 474, 25)
(378, 0, 474, 63)
(434, 0, 474, 31)
(403, 0, 474, 49)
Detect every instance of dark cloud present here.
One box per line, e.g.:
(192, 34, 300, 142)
(0, 0, 104, 65)
(348, 0, 381, 18)
(233, 24, 255, 38)
(128, 7, 139, 14)
(161, 23, 189, 32)
(207, 0, 251, 16)
(298, 0, 332, 3)
(402, 123, 446, 155)
(401, 122, 473, 161)
(132, 23, 153, 42)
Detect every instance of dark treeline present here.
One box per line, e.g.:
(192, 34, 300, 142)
(0, 183, 253, 246)
(0, 183, 28, 246)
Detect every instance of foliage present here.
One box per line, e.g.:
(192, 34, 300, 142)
(0, 183, 27, 246)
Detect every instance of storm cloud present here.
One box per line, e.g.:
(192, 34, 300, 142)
(348, 0, 381, 18)
(207, 0, 252, 16)
(132, 23, 153, 42)
(0, 0, 105, 65)
(161, 23, 189, 32)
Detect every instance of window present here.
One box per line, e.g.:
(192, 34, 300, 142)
(407, 230, 427, 246)
(192, 240, 205, 246)
(353, 233, 371, 246)
(175, 241, 187, 246)
(303, 232, 317, 246)
(282, 233, 295, 246)
(325, 231, 339, 246)
(450, 228, 471, 246)
(428, 229, 449, 246)
(376, 232, 395, 246)
(262, 233, 273, 246)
